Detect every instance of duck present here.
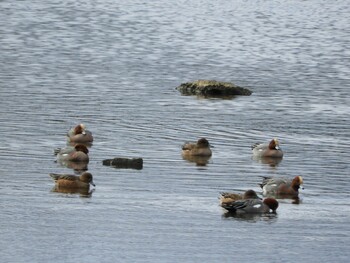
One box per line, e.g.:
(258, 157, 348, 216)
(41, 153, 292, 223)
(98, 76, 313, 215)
(182, 138, 212, 157)
(220, 189, 260, 205)
(67, 124, 93, 144)
(221, 198, 279, 214)
(55, 144, 89, 162)
(259, 175, 303, 198)
(49, 172, 95, 189)
(252, 138, 283, 158)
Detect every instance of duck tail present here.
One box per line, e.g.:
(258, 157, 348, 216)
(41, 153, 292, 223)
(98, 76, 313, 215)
(49, 173, 61, 181)
(53, 148, 61, 155)
(251, 143, 259, 150)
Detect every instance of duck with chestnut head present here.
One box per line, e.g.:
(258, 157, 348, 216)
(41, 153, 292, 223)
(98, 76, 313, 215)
(55, 144, 89, 163)
(252, 138, 283, 158)
(67, 124, 93, 144)
(259, 175, 304, 198)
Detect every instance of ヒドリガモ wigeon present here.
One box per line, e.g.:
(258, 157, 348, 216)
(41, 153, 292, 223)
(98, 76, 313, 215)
(259, 175, 303, 198)
(221, 198, 279, 214)
(67, 124, 93, 144)
(182, 138, 212, 157)
(49, 172, 95, 189)
(220, 189, 260, 206)
(55, 144, 89, 162)
(252, 138, 283, 158)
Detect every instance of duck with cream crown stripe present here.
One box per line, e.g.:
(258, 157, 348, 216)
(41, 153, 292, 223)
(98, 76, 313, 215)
(259, 176, 304, 198)
(67, 123, 94, 144)
(252, 138, 283, 158)
(55, 144, 89, 163)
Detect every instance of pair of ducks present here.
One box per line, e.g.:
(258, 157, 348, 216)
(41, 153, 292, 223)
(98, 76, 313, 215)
(181, 137, 283, 158)
(183, 138, 302, 214)
(50, 124, 95, 191)
(55, 123, 94, 162)
(220, 176, 304, 214)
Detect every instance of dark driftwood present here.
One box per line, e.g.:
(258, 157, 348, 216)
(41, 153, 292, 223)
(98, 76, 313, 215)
(176, 80, 252, 97)
(102, 157, 143, 170)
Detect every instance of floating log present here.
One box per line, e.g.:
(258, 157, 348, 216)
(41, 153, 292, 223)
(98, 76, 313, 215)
(176, 80, 252, 97)
(102, 157, 143, 170)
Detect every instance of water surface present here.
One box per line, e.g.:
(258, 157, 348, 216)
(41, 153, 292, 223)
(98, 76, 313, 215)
(0, 0, 349, 262)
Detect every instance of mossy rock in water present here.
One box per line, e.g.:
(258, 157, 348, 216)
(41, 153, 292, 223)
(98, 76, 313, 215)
(176, 80, 252, 97)
(102, 157, 143, 170)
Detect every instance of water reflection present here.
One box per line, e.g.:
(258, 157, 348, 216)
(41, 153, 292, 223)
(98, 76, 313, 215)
(222, 211, 278, 223)
(51, 186, 95, 198)
(56, 160, 89, 173)
(252, 156, 283, 167)
(0, 0, 349, 261)
(67, 141, 93, 148)
(196, 94, 239, 100)
(182, 155, 211, 166)
(275, 196, 302, 205)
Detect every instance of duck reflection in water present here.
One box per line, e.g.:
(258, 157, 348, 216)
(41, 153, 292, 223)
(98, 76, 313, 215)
(252, 155, 283, 167)
(56, 160, 88, 173)
(222, 210, 278, 223)
(67, 141, 93, 148)
(51, 186, 95, 197)
(182, 155, 211, 166)
(58, 161, 88, 174)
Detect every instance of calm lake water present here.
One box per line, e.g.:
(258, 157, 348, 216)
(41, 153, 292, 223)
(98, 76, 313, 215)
(0, 0, 349, 262)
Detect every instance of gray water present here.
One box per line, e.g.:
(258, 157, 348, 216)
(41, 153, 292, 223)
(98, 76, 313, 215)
(0, 0, 349, 262)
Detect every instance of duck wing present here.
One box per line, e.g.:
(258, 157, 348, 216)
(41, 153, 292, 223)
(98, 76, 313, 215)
(49, 173, 77, 181)
(182, 142, 195, 151)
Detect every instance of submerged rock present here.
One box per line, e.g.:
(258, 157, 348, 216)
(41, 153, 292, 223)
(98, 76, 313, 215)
(176, 80, 252, 97)
(102, 157, 143, 170)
